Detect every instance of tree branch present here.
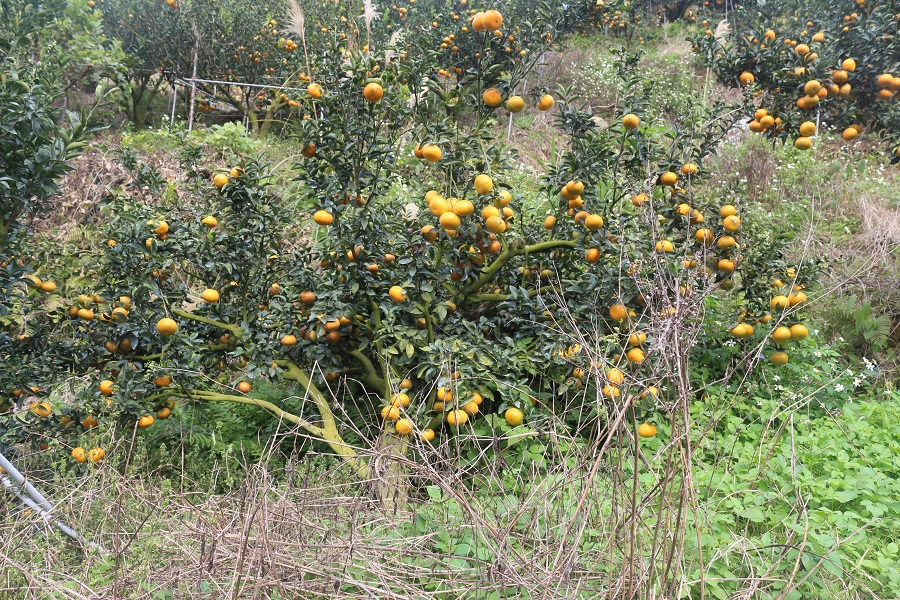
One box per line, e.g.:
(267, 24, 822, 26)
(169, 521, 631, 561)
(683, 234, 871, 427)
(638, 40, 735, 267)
(172, 309, 243, 338)
(348, 349, 386, 391)
(274, 359, 370, 478)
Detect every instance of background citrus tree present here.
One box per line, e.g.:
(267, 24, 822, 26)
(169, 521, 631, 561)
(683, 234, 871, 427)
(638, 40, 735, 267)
(691, 0, 900, 159)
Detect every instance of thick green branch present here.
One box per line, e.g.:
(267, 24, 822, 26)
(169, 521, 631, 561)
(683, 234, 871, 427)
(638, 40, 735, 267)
(189, 384, 370, 480)
(274, 359, 370, 478)
(172, 309, 244, 339)
(348, 350, 386, 392)
(462, 285, 563, 305)
(187, 389, 324, 436)
(458, 239, 576, 302)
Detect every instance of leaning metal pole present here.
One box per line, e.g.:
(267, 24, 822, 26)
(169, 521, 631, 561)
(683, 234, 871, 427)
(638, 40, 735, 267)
(0, 451, 106, 553)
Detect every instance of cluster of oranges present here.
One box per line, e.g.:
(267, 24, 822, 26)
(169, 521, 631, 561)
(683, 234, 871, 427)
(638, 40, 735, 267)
(379, 376, 526, 443)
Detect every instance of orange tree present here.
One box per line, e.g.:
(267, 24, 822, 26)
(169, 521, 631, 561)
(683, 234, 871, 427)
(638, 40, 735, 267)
(3, 10, 818, 499)
(1, 2, 102, 430)
(692, 0, 900, 159)
(97, 0, 194, 127)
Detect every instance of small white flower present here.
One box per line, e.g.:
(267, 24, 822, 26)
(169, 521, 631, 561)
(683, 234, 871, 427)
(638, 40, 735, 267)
(834, 383, 845, 392)
(773, 375, 780, 382)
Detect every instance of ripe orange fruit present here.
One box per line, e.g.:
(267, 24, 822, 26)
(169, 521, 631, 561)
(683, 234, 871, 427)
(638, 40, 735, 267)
(138, 415, 154, 428)
(363, 82, 383, 102)
(153, 375, 171, 387)
(799, 121, 816, 137)
(446, 409, 468, 426)
(72, 447, 87, 463)
(482, 88, 502, 107)
(29, 402, 52, 417)
(40, 281, 56, 293)
(504, 407, 523, 426)
(156, 318, 178, 335)
(723, 215, 741, 232)
(381, 405, 401, 421)
(788, 291, 807, 306)
(395, 418, 413, 435)
(422, 145, 442, 162)
(494, 190, 512, 208)
(655, 240, 674, 253)
(462, 401, 480, 416)
(543, 216, 556, 229)
(453, 199, 475, 217)
(794, 137, 812, 150)
(585, 248, 600, 263)
(695, 228, 713, 244)
(626, 348, 645, 363)
(607, 368, 625, 384)
(201, 289, 219, 303)
(877, 74, 894, 89)
(391, 393, 410, 408)
(628, 331, 647, 347)
(421, 225, 438, 241)
(506, 95, 524, 112)
(313, 210, 334, 226)
(474, 174, 494, 194)
(201, 215, 218, 228)
(485, 215, 506, 234)
(739, 72, 755, 85)
(631, 193, 648, 207)
(421, 429, 436, 442)
(389, 286, 407, 302)
(730, 323, 750, 338)
(428, 196, 451, 216)
(482, 9, 502, 31)
(640, 387, 659, 400)
(157, 407, 172, 419)
(841, 58, 856, 71)
(803, 80, 821, 96)
(772, 326, 792, 344)
(537, 94, 554, 111)
(842, 127, 858, 140)
(790, 324, 809, 340)
(637, 423, 657, 438)
(213, 173, 229, 188)
(622, 113, 640, 130)
(440, 211, 461, 230)
(307, 83, 323, 98)
(770, 351, 789, 366)
(77, 308, 95, 320)
(794, 43, 810, 56)
(717, 259, 735, 273)
(99, 380, 115, 396)
(237, 381, 252, 393)
(681, 163, 698, 175)
(659, 172, 677, 186)
(771, 295, 790, 310)
(87, 448, 105, 463)
(602, 384, 620, 399)
(299, 291, 317, 304)
(584, 214, 604, 231)
(609, 304, 628, 321)
(281, 334, 297, 346)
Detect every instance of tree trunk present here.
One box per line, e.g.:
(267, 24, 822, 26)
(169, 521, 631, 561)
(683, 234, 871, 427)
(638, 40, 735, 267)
(369, 432, 410, 513)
